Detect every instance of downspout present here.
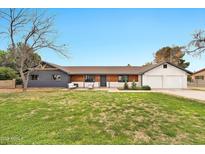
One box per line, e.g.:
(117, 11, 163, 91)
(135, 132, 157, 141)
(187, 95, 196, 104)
(141, 73, 143, 87)
(83, 75, 85, 88)
(108, 75, 110, 88)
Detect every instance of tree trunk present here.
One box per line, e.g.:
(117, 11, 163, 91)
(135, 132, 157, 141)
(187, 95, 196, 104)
(19, 68, 28, 91)
(24, 71, 30, 90)
(23, 79, 28, 91)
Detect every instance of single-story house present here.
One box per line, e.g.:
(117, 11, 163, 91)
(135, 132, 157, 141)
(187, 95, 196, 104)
(28, 61, 192, 89)
(191, 68, 205, 81)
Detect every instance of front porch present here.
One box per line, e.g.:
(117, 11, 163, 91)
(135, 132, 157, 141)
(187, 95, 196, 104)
(69, 74, 142, 88)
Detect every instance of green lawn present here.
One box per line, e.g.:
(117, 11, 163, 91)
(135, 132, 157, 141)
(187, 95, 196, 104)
(0, 90, 205, 144)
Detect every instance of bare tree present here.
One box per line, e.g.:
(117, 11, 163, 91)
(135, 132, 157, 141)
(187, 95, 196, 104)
(0, 9, 68, 90)
(186, 30, 205, 57)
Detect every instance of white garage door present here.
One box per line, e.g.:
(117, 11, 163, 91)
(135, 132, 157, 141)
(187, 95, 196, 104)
(163, 76, 183, 89)
(146, 75, 163, 88)
(146, 75, 184, 89)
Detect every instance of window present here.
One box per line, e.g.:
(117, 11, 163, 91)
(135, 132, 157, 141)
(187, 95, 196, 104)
(52, 74, 61, 81)
(195, 76, 204, 80)
(85, 75, 95, 82)
(30, 75, 39, 80)
(163, 64, 167, 69)
(118, 75, 128, 82)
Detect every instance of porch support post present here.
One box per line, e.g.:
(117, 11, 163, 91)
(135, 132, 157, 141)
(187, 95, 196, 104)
(83, 75, 85, 88)
(138, 74, 143, 87)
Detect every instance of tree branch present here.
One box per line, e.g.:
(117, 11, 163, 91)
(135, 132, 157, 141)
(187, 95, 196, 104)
(186, 30, 205, 57)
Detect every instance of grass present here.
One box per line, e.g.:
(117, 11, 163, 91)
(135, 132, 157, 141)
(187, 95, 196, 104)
(0, 90, 205, 144)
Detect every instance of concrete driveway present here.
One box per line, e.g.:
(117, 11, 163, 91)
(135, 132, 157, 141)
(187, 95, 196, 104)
(155, 89, 205, 102)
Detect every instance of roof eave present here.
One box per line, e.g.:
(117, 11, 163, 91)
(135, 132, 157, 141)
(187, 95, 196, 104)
(140, 61, 192, 75)
(41, 61, 70, 74)
(68, 73, 141, 75)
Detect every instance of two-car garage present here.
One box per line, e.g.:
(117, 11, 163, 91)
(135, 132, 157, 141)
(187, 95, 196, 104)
(142, 62, 190, 89)
(144, 75, 185, 89)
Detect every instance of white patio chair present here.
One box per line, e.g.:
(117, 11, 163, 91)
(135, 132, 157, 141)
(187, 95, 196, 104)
(87, 83, 94, 89)
(68, 83, 77, 89)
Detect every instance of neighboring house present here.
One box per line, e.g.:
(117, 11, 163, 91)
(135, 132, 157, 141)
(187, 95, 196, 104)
(189, 68, 205, 87)
(28, 61, 192, 89)
(191, 68, 205, 81)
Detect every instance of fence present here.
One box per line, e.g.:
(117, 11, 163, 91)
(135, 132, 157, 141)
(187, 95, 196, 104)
(0, 79, 16, 89)
(188, 80, 205, 87)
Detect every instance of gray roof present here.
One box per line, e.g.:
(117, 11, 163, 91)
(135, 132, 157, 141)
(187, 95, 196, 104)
(62, 66, 142, 74)
(42, 61, 192, 75)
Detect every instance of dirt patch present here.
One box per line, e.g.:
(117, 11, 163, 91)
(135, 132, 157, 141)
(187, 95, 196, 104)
(42, 115, 50, 120)
(64, 116, 74, 121)
(0, 88, 23, 93)
(133, 131, 151, 143)
(0, 88, 69, 94)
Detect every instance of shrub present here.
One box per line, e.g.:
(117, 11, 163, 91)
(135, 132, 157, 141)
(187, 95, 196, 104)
(119, 84, 151, 91)
(141, 85, 151, 90)
(0, 67, 17, 80)
(131, 80, 137, 89)
(123, 81, 129, 90)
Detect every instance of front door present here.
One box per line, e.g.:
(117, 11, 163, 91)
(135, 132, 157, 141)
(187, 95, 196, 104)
(100, 75, 107, 87)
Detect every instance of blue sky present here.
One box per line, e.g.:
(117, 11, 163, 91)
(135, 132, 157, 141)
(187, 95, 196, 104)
(1, 9, 205, 71)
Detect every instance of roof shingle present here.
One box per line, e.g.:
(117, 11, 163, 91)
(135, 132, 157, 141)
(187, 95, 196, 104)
(42, 61, 192, 75)
(62, 66, 142, 74)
